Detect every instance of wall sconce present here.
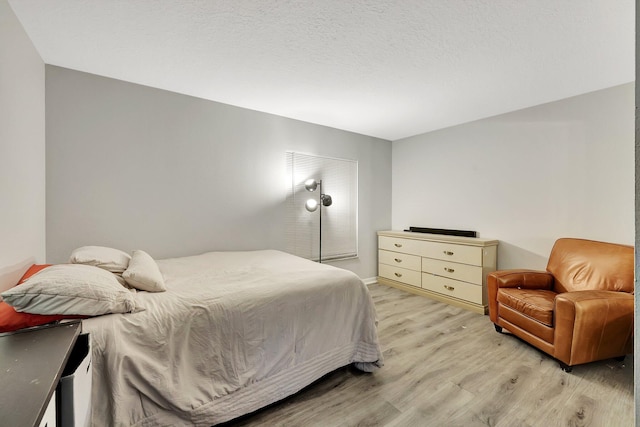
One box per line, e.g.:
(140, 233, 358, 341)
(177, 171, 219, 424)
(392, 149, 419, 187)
(305, 178, 332, 262)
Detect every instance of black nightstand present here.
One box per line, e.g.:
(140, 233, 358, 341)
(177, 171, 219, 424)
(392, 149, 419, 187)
(0, 321, 82, 427)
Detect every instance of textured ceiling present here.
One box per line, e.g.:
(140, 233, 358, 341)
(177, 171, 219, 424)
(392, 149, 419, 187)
(8, 0, 634, 141)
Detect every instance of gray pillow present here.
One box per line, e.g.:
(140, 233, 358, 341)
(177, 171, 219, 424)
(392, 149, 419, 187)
(123, 250, 166, 292)
(69, 245, 131, 274)
(1, 264, 142, 316)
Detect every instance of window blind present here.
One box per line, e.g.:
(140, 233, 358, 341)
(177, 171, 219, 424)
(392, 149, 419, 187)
(285, 152, 358, 261)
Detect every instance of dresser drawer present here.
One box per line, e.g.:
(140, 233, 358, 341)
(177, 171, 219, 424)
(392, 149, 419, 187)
(379, 250, 421, 271)
(421, 257, 483, 285)
(379, 236, 423, 256)
(418, 241, 483, 266)
(422, 273, 483, 304)
(379, 264, 422, 287)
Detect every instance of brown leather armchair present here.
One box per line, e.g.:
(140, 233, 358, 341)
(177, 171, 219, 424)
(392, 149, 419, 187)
(488, 238, 634, 372)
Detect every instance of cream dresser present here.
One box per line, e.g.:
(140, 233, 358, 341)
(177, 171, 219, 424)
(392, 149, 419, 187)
(377, 230, 498, 314)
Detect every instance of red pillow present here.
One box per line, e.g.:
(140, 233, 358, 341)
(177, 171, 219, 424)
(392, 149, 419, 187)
(0, 264, 83, 333)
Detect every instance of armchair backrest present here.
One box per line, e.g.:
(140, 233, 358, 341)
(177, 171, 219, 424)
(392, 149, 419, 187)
(546, 238, 634, 294)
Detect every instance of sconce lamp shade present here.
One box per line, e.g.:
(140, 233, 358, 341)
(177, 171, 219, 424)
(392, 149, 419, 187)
(305, 179, 318, 192)
(305, 198, 319, 212)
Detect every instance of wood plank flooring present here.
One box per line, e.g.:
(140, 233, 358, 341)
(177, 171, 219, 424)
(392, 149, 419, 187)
(221, 283, 634, 427)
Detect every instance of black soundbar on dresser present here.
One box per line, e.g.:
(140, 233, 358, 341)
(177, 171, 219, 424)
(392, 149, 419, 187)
(403, 227, 477, 238)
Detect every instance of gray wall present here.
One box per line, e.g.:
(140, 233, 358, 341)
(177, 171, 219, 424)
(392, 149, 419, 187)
(392, 83, 634, 270)
(0, 0, 46, 266)
(45, 66, 392, 279)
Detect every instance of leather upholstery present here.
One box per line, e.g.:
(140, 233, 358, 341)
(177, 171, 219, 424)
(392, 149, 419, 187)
(488, 238, 634, 369)
(497, 288, 555, 326)
(547, 238, 634, 293)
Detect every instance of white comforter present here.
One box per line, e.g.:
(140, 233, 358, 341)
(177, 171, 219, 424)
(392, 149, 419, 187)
(82, 250, 383, 426)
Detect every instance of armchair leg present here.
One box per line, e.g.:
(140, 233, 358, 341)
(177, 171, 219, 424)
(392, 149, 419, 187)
(559, 362, 572, 373)
(494, 324, 503, 333)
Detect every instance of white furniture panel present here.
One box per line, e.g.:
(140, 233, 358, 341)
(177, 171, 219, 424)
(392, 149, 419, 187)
(378, 263, 422, 288)
(379, 236, 425, 255)
(379, 249, 421, 271)
(422, 273, 483, 305)
(418, 240, 483, 265)
(421, 258, 483, 285)
(39, 391, 56, 427)
(58, 333, 92, 427)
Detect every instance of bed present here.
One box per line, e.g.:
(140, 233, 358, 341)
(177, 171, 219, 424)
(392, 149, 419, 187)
(4, 249, 383, 426)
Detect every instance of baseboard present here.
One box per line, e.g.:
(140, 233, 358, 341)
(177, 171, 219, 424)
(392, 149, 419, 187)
(362, 277, 378, 286)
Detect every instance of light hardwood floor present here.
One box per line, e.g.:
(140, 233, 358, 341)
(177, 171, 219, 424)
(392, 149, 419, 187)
(221, 283, 634, 427)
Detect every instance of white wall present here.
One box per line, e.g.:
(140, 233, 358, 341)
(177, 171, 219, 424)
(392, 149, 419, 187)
(393, 83, 634, 270)
(0, 0, 46, 266)
(45, 66, 392, 279)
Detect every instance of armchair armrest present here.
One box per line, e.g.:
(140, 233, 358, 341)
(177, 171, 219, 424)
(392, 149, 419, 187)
(554, 291, 634, 366)
(487, 270, 554, 322)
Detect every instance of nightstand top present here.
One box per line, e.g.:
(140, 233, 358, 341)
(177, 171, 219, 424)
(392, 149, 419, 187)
(0, 321, 81, 427)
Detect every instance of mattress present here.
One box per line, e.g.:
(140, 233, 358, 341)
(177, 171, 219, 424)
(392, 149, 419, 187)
(82, 249, 383, 426)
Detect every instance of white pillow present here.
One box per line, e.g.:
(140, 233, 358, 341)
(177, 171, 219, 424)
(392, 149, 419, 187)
(69, 246, 131, 274)
(1, 264, 142, 316)
(123, 250, 166, 292)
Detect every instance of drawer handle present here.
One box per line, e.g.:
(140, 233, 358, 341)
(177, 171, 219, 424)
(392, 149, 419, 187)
(394, 272, 403, 278)
(444, 267, 455, 273)
(394, 243, 403, 248)
(443, 250, 454, 256)
(444, 285, 455, 291)
(394, 258, 402, 263)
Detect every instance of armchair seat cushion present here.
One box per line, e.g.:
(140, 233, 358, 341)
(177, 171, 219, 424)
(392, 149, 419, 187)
(497, 288, 556, 327)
